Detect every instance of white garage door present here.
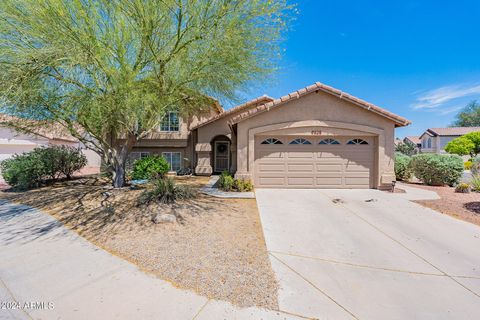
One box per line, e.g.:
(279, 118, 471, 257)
(254, 136, 375, 188)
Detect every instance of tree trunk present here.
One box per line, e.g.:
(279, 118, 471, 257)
(110, 133, 137, 188)
(112, 162, 126, 188)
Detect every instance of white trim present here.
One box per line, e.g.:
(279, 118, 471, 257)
(160, 111, 180, 132)
(162, 151, 182, 172)
(214, 141, 230, 172)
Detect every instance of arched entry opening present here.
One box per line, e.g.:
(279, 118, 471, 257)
(211, 135, 231, 174)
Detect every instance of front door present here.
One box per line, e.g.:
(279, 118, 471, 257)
(214, 141, 230, 172)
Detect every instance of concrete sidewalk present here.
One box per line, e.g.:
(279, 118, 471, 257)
(0, 200, 301, 320)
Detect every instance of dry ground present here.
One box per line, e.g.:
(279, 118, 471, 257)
(0, 176, 278, 309)
(404, 183, 480, 227)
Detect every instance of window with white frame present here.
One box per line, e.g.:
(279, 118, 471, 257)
(162, 152, 182, 171)
(160, 112, 179, 132)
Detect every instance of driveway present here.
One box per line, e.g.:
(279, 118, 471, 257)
(256, 188, 480, 320)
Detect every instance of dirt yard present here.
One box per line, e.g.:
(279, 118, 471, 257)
(0, 176, 278, 309)
(406, 183, 480, 227)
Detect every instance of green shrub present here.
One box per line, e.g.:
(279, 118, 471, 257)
(394, 152, 412, 181)
(219, 170, 234, 191)
(465, 161, 473, 170)
(471, 156, 480, 176)
(471, 175, 480, 191)
(234, 178, 254, 192)
(0, 146, 87, 190)
(132, 155, 170, 180)
(139, 177, 195, 204)
(1, 153, 46, 190)
(455, 183, 471, 193)
(219, 171, 254, 192)
(409, 153, 464, 186)
(56, 146, 87, 178)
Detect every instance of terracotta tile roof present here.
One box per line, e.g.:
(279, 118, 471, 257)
(426, 127, 480, 136)
(191, 95, 274, 129)
(0, 114, 78, 142)
(229, 82, 411, 127)
(404, 136, 421, 145)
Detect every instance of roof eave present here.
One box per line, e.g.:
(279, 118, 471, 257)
(229, 83, 412, 127)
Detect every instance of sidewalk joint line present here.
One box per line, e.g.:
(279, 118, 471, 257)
(270, 253, 360, 320)
(0, 276, 34, 320)
(318, 191, 480, 300)
(191, 299, 210, 320)
(270, 250, 480, 279)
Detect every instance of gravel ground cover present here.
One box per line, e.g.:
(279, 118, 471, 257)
(405, 183, 480, 227)
(0, 176, 278, 309)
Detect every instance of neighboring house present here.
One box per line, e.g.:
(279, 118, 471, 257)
(131, 82, 410, 189)
(403, 136, 421, 148)
(418, 127, 480, 154)
(0, 115, 101, 175)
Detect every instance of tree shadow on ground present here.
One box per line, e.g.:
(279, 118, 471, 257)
(0, 176, 234, 244)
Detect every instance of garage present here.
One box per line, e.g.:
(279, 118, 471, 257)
(254, 135, 375, 188)
(194, 82, 410, 189)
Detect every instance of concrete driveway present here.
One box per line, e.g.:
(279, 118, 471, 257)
(256, 188, 480, 320)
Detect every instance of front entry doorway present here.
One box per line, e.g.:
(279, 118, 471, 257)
(214, 141, 230, 172)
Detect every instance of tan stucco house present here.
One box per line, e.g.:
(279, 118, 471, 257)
(131, 82, 411, 189)
(418, 127, 480, 154)
(0, 114, 101, 180)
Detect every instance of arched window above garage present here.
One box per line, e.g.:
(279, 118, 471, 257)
(319, 138, 340, 145)
(260, 138, 283, 145)
(347, 138, 369, 145)
(289, 138, 312, 145)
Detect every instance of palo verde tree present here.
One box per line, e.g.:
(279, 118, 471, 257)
(445, 132, 480, 158)
(0, 0, 293, 187)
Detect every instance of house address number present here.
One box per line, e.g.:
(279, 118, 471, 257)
(311, 130, 322, 135)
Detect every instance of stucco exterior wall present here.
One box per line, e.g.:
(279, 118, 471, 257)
(234, 91, 396, 189)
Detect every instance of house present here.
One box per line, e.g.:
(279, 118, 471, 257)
(403, 136, 421, 148)
(0, 115, 101, 175)
(418, 127, 480, 154)
(131, 82, 411, 189)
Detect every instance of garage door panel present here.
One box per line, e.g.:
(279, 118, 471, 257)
(315, 151, 344, 158)
(287, 152, 314, 159)
(257, 163, 285, 172)
(287, 163, 314, 172)
(287, 176, 315, 186)
(316, 176, 343, 186)
(316, 163, 343, 172)
(255, 135, 374, 189)
(257, 151, 285, 159)
(258, 176, 286, 187)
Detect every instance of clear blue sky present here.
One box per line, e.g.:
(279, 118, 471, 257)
(238, 0, 480, 138)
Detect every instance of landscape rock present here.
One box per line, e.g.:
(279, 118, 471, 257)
(152, 213, 176, 224)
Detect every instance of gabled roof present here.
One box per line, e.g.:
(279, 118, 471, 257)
(229, 82, 411, 127)
(191, 95, 274, 129)
(424, 127, 480, 136)
(404, 136, 421, 145)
